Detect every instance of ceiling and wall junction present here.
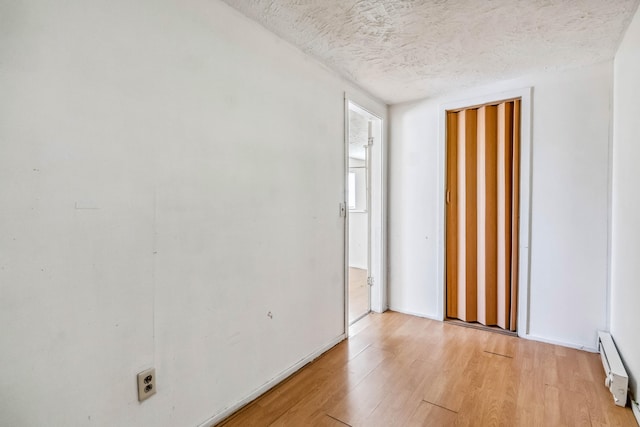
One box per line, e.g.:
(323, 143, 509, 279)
(221, 0, 639, 103)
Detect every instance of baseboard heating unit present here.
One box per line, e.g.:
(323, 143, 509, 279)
(598, 331, 629, 407)
(632, 399, 640, 425)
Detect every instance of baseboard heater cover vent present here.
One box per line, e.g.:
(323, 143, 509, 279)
(632, 399, 640, 425)
(598, 331, 629, 407)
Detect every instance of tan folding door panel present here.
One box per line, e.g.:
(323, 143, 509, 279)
(446, 100, 520, 331)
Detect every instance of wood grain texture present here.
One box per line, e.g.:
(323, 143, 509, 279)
(497, 102, 513, 330)
(446, 112, 459, 319)
(455, 110, 478, 321)
(447, 100, 520, 330)
(218, 312, 637, 427)
(476, 105, 498, 326)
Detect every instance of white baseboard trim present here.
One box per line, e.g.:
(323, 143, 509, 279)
(197, 333, 346, 427)
(519, 333, 598, 353)
(632, 398, 640, 426)
(387, 306, 443, 321)
(370, 305, 387, 314)
(388, 309, 599, 352)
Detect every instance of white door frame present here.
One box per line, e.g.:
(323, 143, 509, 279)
(344, 93, 387, 336)
(437, 87, 533, 336)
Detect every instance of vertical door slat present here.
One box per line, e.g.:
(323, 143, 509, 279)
(496, 102, 513, 329)
(465, 110, 478, 321)
(510, 100, 521, 331)
(456, 109, 478, 321)
(476, 106, 498, 325)
(456, 111, 466, 319)
(446, 112, 459, 319)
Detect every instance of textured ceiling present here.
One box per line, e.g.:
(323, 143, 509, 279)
(221, 0, 639, 104)
(349, 107, 369, 160)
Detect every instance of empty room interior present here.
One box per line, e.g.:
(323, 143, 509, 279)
(2, 0, 640, 426)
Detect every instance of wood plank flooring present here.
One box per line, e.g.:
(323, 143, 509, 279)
(219, 311, 637, 426)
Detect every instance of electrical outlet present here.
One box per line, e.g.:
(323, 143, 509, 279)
(137, 368, 156, 402)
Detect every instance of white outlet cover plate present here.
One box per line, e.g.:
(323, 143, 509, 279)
(137, 368, 156, 402)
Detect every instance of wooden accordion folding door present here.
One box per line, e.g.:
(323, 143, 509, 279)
(445, 100, 521, 331)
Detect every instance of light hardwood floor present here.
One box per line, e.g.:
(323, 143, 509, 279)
(219, 311, 636, 426)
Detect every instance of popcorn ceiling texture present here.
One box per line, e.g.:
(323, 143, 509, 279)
(349, 108, 368, 160)
(221, 0, 639, 103)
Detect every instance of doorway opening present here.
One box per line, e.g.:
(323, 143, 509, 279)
(346, 101, 383, 326)
(445, 98, 521, 333)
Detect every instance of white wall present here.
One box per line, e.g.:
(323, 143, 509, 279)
(612, 5, 640, 403)
(0, 0, 385, 425)
(389, 62, 612, 350)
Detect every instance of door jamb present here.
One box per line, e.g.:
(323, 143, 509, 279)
(344, 94, 387, 337)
